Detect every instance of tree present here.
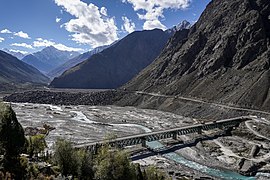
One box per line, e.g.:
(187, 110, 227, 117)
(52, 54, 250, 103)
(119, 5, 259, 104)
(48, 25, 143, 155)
(135, 164, 144, 180)
(143, 166, 167, 180)
(77, 150, 94, 180)
(54, 139, 80, 178)
(0, 104, 26, 179)
(27, 134, 47, 158)
(94, 145, 136, 180)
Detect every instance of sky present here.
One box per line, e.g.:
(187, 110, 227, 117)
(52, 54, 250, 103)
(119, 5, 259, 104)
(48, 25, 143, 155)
(0, 0, 211, 54)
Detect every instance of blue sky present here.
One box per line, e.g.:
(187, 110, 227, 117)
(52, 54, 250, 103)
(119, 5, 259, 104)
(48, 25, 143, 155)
(0, 0, 210, 54)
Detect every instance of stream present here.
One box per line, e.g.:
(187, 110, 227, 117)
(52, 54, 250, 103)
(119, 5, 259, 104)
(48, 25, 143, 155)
(68, 110, 257, 179)
(13, 103, 260, 179)
(146, 141, 255, 180)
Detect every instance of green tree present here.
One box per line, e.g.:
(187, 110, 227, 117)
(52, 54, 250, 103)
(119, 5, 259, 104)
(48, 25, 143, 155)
(54, 139, 80, 178)
(27, 134, 47, 158)
(94, 145, 136, 180)
(143, 166, 167, 180)
(0, 104, 26, 179)
(135, 164, 144, 180)
(77, 150, 94, 180)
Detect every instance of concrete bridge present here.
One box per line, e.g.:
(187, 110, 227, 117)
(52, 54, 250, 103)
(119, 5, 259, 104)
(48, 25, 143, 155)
(75, 116, 251, 152)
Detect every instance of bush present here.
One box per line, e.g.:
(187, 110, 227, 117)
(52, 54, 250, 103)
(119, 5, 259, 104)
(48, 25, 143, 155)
(27, 134, 47, 158)
(54, 139, 80, 178)
(94, 145, 136, 180)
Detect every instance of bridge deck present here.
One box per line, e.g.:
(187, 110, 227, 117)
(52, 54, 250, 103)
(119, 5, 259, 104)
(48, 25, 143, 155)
(74, 116, 251, 149)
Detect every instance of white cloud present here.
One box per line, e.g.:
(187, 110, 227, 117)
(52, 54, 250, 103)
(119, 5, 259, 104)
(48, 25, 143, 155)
(11, 43, 34, 49)
(9, 49, 29, 55)
(54, 0, 118, 48)
(14, 31, 31, 39)
(0, 37, 4, 42)
(33, 38, 84, 52)
(56, 17, 61, 23)
(100, 7, 107, 16)
(121, 16, 136, 33)
(122, 0, 191, 30)
(0, 29, 12, 34)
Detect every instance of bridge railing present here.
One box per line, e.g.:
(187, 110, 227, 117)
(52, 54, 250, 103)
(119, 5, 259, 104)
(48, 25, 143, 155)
(75, 116, 251, 150)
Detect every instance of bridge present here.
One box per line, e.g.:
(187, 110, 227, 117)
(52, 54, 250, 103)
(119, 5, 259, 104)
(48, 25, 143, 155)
(75, 116, 251, 152)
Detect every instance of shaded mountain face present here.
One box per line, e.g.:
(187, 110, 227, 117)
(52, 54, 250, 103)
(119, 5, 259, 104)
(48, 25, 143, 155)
(47, 44, 110, 78)
(0, 50, 49, 90)
(3, 49, 27, 60)
(22, 46, 80, 74)
(50, 29, 171, 89)
(120, 0, 270, 110)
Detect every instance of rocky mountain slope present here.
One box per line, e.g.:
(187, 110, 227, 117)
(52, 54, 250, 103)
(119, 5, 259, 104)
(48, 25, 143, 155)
(3, 48, 27, 60)
(118, 0, 270, 111)
(50, 29, 171, 89)
(0, 50, 49, 90)
(22, 46, 80, 74)
(47, 44, 110, 78)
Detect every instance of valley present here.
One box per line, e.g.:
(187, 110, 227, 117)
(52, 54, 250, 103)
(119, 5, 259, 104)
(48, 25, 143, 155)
(8, 101, 270, 179)
(0, 0, 270, 179)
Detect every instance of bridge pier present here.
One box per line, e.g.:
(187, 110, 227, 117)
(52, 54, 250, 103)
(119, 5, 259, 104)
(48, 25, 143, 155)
(141, 138, 147, 148)
(197, 128, 202, 134)
(172, 132, 177, 140)
(225, 127, 233, 135)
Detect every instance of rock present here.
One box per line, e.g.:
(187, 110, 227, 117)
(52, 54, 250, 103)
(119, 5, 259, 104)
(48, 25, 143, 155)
(250, 145, 260, 158)
(237, 158, 246, 170)
(240, 159, 266, 176)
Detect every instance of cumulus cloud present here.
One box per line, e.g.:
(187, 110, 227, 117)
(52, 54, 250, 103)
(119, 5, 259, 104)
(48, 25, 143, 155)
(100, 7, 107, 16)
(56, 17, 62, 23)
(54, 0, 118, 48)
(33, 38, 84, 52)
(0, 29, 12, 34)
(14, 31, 31, 39)
(0, 37, 4, 42)
(122, 0, 191, 30)
(121, 16, 136, 33)
(9, 49, 29, 55)
(11, 43, 34, 49)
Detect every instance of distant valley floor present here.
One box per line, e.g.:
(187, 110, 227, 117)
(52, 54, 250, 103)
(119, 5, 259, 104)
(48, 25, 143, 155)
(3, 89, 270, 121)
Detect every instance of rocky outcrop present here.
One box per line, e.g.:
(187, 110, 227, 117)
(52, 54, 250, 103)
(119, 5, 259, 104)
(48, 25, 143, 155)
(118, 0, 270, 111)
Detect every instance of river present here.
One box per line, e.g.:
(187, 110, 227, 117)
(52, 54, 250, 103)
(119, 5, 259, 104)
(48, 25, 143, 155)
(11, 102, 264, 179)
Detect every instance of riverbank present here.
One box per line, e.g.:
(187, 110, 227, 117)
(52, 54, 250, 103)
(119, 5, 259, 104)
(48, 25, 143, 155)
(4, 89, 270, 121)
(9, 102, 270, 179)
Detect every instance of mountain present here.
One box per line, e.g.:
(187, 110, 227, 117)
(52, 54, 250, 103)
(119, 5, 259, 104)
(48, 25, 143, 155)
(21, 46, 80, 74)
(47, 44, 111, 78)
(50, 29, 172, 89)
(118, 0, 270, 111)
(3, 49, 27, 60)
(0, 50, 49, 90)
(166, 20, 192, 35)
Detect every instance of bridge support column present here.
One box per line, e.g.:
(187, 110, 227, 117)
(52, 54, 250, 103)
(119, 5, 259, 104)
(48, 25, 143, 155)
(142, 139, 147, 148)
(197, 128, 202, 134)
(172, 132, 177, 140)
(218, 124, 224, 130)
(225, 127, 233, 135)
